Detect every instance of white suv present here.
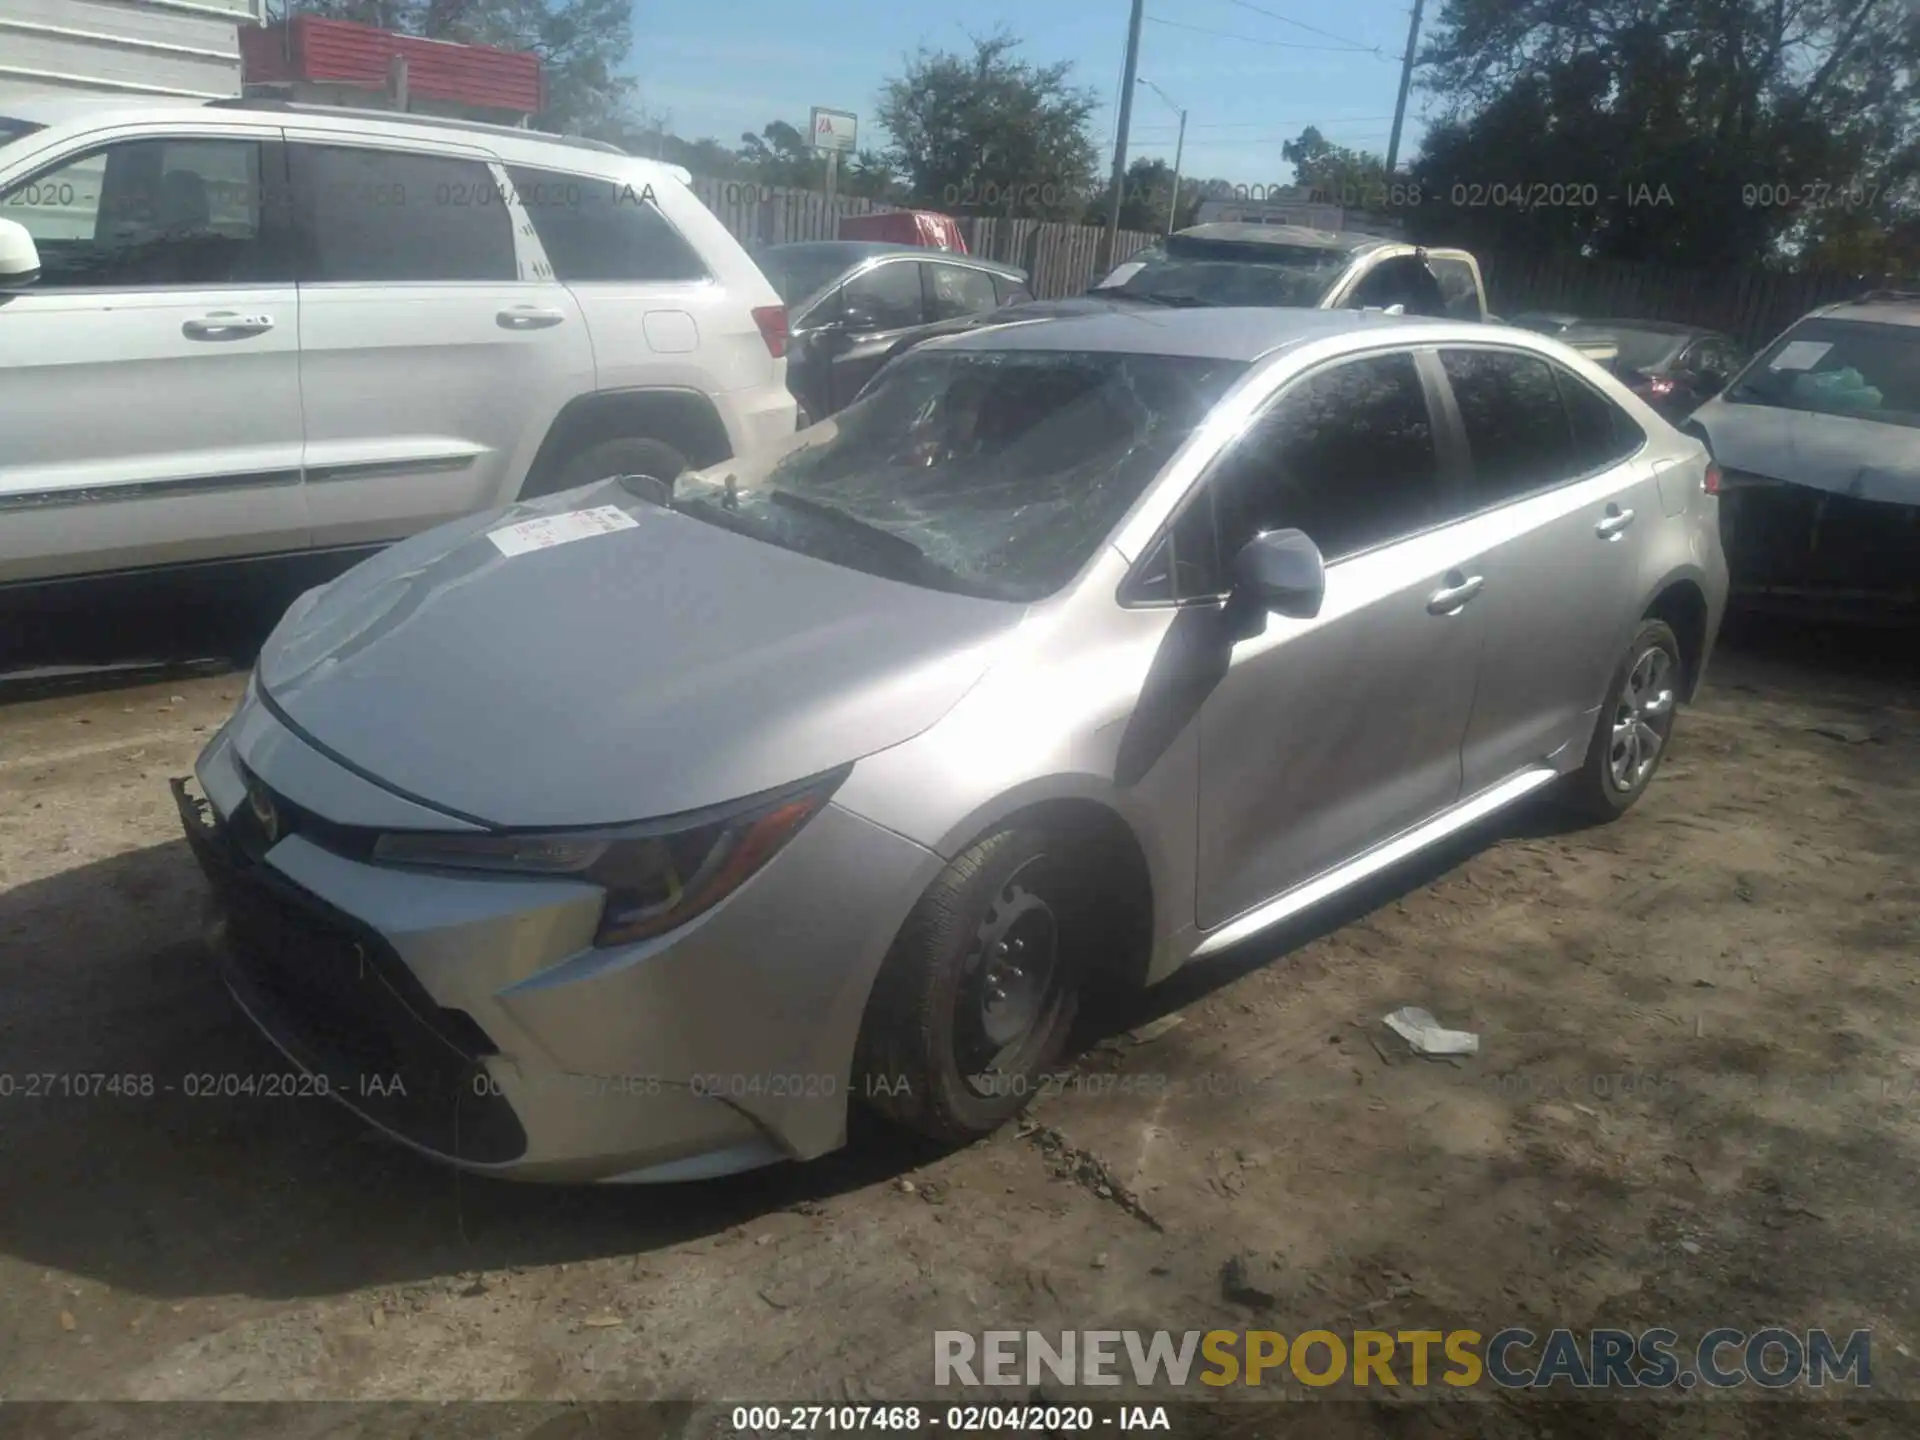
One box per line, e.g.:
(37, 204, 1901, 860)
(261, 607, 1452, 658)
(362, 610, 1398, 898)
(0, 97, 795, 659)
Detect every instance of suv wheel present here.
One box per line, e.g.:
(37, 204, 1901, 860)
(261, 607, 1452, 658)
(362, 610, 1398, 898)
(855, 825, 1087, 1143)
(1563, 618, 1683, 821)
(524, 437, 689, 501)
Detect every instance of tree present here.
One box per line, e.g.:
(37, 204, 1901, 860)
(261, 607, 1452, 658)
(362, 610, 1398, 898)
(736, 121, 828, 189)
(1081, 157, 1205, 233)
(286, 0, 637, 140)
(1281, 127, 1389, 205)
(1407, 0, 1920, 268)
(842, 150, 907, 202)
(876, 31, 1099, 220)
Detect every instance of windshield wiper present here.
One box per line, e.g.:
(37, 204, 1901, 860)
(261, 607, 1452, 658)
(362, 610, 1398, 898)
(767, 490, 932, 563)
(1102, 291, 1215, 308)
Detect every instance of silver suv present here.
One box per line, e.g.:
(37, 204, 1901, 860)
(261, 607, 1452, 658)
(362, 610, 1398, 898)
(177, 308, 1728, 1183)
(0, 97, 795, 657)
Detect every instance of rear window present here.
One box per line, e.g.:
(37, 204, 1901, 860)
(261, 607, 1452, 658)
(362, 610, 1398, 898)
(1725, 318, 1920, 429)
(758, 248, 856, 307)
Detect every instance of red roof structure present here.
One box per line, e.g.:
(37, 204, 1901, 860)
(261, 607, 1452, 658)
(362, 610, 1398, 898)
(240, 17, 543, 116)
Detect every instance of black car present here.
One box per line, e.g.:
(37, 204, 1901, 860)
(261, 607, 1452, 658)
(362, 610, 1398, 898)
(755, 242, 1031, 422)
(1555, 319, 1749, 420)
(1505, 310, 1585, 336)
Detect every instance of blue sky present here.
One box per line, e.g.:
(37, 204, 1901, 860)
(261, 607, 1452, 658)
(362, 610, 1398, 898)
(626, 0, 1427, 188)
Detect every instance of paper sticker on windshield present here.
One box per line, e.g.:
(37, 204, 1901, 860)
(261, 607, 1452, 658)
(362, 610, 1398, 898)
(488, 504, 638, 557)
(1098, 261, 1146, 288)
(1769, 340, 1833, 372)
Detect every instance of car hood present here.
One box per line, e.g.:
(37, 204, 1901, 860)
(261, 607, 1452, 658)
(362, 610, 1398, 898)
(1690, 399, 1920, 506)
(256, 482, 1025, 829)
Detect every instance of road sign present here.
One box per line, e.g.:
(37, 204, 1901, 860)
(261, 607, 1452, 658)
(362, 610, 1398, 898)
(809, 107, 858, 154)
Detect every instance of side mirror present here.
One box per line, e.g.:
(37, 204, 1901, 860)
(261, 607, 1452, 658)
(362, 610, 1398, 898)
(1230, 528, 1325, 618)
(0, 217, 42, 287)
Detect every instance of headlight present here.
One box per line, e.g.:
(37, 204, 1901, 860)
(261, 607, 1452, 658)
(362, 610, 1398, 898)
(370, 768, 847, 947)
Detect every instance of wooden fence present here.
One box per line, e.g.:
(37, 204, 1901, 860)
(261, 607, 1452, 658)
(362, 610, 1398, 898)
(1473, 250, 1871, 349)
(686, 174, 1878, 342)
(685, 176, 1160, 298)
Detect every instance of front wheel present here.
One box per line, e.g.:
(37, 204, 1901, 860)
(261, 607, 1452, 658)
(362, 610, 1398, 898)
(854, 826, 1087, 1143)
(1562, 618, 1683, 821)
(523, 436, 689, 501)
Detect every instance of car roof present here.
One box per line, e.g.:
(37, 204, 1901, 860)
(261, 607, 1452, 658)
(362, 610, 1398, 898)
(1811, 292, 1920, 328)
(926, 306, 1451, 362)
(2, 95, 688, 177)
(1568, 318, 1720, 337)
(1171, 223, 1394, 255)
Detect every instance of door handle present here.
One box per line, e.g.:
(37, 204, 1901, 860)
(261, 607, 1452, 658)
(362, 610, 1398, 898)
(182, 312, 273, 340)
(496, 306, 567, 330)
(1426, 573, 1485, 615)
(1596, 505, 1636, 538)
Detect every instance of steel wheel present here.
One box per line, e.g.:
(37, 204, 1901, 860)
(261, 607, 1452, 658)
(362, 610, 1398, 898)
(1608, 644, 1677, 793)
(854, 825, 1088, 1142)
(954, 858, 1067, 1092)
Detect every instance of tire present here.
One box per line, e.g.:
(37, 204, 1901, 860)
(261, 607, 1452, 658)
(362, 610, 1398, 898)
(855, 825, 1092, 1143)
(1561, 618, 1684, 822)
(522, 436, 689, 501)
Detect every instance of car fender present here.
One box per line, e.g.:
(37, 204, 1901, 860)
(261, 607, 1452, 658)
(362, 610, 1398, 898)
(520, 386, 734, 498)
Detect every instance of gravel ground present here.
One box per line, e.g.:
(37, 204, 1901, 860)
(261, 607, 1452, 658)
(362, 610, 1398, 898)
(2, 618, 1917, 1438)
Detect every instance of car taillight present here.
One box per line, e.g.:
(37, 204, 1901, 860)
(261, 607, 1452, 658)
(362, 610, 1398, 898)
(1703, 463, 1721, 495)
(751, 305, 788, 359)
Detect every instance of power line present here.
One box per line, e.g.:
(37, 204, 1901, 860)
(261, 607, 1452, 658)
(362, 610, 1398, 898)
(1142, 15, 1384, 54)
(1216, 0, 1383, 53)
(1131, 115, 1394, 130)
(1139, 132, 1398, 148)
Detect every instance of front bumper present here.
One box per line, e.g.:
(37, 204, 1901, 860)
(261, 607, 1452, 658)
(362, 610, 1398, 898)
(1720, 478, 1920, 621)
(175, 716, 938, 1183)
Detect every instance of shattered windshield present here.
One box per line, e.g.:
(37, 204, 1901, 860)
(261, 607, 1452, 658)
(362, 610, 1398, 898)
(1092, 237, 1351, 308)
(669, 347, 1249, 601)
(1725, 319, 1920, 430)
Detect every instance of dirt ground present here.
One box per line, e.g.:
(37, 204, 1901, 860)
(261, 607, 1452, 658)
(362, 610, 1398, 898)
(2, 617, 1918, 1435)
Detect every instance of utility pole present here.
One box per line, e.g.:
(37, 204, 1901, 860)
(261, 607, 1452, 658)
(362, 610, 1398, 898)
(1168, 106, 1186, 233)
(1384, 0, 1425, 175)
(1137, 78, 1186, 235)
(1099, 0, 1147, 274)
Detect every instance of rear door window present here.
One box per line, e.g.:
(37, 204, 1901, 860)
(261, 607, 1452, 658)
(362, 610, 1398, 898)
(841, 259, 926, 331)
(924, 262, 999, 321)
(1556, 367, 1645, 470)
(1439, 348, 1584, 506)
(993, 273, 1033, 305)
(291, 144, 516, 283)
(506, 164, 706, 283)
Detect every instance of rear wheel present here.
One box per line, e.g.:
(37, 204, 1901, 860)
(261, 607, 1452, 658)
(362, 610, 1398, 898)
(855, 825, 1088, 1143)
(1562, 618, 1683, 821)
(522, 436, 689, 502)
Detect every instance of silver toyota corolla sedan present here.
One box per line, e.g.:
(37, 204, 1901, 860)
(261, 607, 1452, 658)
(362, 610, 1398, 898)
(174, 307, 1728, 1183)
